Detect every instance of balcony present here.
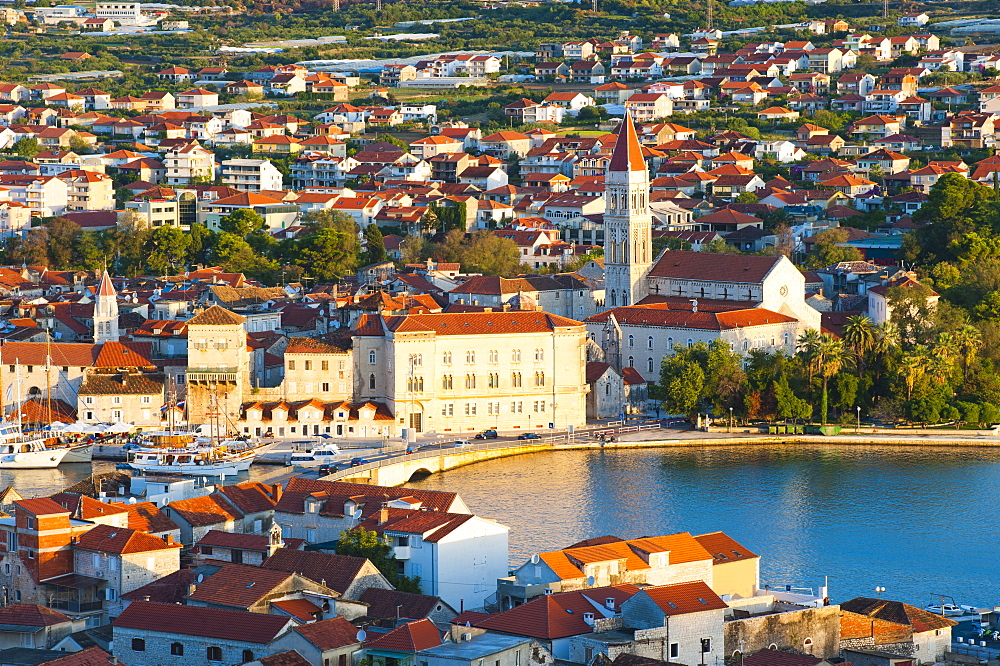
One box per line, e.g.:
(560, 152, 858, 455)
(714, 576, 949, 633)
(393, 545, 411, 560)
(49, 599, 103, 613)
(187, 367, 240, 382)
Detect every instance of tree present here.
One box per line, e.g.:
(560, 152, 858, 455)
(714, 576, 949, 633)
(911, 173, 999, 265)
(842, 315, 876, 370)
(815, 334, 849, 423)
(805, 228, 864, 269)
(886, 282, 936, 347)
(659, 354, 704, 416)
(954, 324, 983, 382)
(12, 138, 39, 159)
(363, 223, 387, 264)
(460, 231, 522, 277)
(298, 228, 358, 281)
(219, 208, 266, 237)
(43, 217, 82, 269)
(774, 374, 811, 423)
(400, 235, 430, 264)
(734, 192, 759, 204)
(146, 225, 192, 274)
(335, 527, 421, 593)
(899, 349, 928, 402)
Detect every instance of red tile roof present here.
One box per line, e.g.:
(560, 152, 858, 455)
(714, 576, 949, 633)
(167, 493, 243, 526)
(75, 524, 181, 554)
(260, 651, 313, 666)
(839, 597, 957, 632)
(293, 616, 362, 649)
(364, 618, 442, 653)
(187, 305, 246, 326)
(271, 598, 323, 622)
(217, 482, 278, 514)
(261, 549, 372, 595)
(474, 585, 640, 639)
(0, 604, 72, 627)
(648, 250, 781, 283)
(38, 647, 117, 666)
(186, 563, 298, 609)
(641, 580, 729, 615)
(113, 601, 294, 643)
(196, 529, 270, 552)
(111, 501, 179, 534)
(359, 587, 449, 621)
(14, 497, 70, 516)
(743, 649, 823, 666)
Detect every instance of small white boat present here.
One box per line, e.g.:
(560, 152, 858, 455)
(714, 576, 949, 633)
(925, 603, 965, 616)
(289, 443, 341, 466)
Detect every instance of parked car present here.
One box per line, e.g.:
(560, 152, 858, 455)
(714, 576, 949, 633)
(517, 432, 542, 440)
(453, 440, 472, 447)
(318, 463, 338, 475)
(475, 429, 498, 439)
(350, 457, 369, 467)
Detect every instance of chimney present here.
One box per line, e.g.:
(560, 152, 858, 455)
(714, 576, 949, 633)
(583, 612, 595, 626)
(378, 508, 389, 525)
(188, 583, 197, 595)
(605, 597, 616, 610)
(271, 483, 283, 502)
(165, 534, 174, 544)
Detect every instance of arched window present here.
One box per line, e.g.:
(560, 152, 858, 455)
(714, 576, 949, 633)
(687, 339, 693, 347)
(667, 337, 673, 350)
(628, 335, 634, 348)
(368, 350, 376, 364)
(368, 374, 375, 390)
(170, 643, 184, 656)
(27, 387, 40, 396)
(648, 358, 654, 373)
(628, 356, 634, 367)
(648, 336, 654, 349)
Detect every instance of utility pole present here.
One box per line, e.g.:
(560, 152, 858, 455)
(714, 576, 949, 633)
(883, 0, 888, 19)
(707, 0, 714, 30)
(375, 0, 382, 11)
(592, 0, 597, 13)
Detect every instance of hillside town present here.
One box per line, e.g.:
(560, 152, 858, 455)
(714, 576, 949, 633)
(1, 0, 1000, 663)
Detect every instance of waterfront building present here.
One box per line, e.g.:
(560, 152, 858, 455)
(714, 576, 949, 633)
(839, 597, 956, 664)
(498, 532, 758, 609)
(352, 310, 589, 436)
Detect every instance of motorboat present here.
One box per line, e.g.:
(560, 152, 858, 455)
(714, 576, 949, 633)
(59, 441, 94, 463)
(289, 443, 342, 466)
(925, 603, 965, 616)
(0, 422, 72, 469)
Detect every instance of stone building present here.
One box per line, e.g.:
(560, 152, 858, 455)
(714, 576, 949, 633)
(352, 310, 588, 436)
(185, 305, 251, 426)
(112, 601, 295, 666)
(839, 597, 956, 664)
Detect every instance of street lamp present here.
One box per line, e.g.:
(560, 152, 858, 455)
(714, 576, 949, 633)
(856, 405, 861, 434)
(729, 407, 733, 433)
(874, 586, 885, 598)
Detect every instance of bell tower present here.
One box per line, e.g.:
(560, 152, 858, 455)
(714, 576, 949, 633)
(603, 112, 652, 307)
(93, 271, 120, 344)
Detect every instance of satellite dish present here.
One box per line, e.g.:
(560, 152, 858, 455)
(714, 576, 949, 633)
(530, 553, 540, 564)
(197, 574, 204, 583)
(586, 576, 596, 587)
(465, 621, 471, 627)
(356, 630, 367, 642)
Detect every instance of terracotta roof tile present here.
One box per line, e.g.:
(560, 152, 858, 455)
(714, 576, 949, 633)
(112, 601, 293, 643)
(111, 501, 179, 534)
(186, 305, 246, 326)
(167, 493, 243, 527)
(75, 524, 181, 554)
(271, 598, 323, 622)
(261, 549, 370, 595)
(186, 563, 296, 609)
(364, 618, 442, 652)
(260, 651, 313, 666)
(0, 604, 72, 627)
(641, 580, 729, 615)
(358, 588, 449, 621)
(293, 616, 362, 649)
(473, 585, 640, 639)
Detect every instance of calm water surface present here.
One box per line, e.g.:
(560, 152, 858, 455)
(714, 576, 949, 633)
(406, 445, 1000, 607)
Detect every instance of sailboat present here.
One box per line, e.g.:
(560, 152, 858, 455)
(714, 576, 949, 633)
(125, 393, 263, 477)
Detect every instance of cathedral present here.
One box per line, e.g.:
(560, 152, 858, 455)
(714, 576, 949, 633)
(594, 113, 822, 371)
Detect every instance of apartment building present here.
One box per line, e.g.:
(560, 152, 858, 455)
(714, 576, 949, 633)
(220, 158, 283, 192)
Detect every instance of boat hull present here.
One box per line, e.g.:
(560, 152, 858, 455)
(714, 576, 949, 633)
(61, 443, 94, 463)
(0, 447, 71, 469)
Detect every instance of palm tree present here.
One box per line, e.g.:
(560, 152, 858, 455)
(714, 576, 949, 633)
(797, 328, 823, 385)
(843, 315, 876, 369)
(954, 324, 983, 382)
(816, 334, 849, 424)
(870, 321, 900, 388)
(899, 348, 928, 402)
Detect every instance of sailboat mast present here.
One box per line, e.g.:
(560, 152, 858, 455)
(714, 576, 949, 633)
(45, 329, 53, 427)
(0, 341, 5, 420)
(14, 360, 21, 432)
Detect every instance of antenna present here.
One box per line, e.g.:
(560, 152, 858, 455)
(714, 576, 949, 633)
(707, 0, 714, 30)
(592, 0, 597, 12)
(883, 0, 888, 19)
(332, 0, 340, 9)
(375, 0, 382, 10)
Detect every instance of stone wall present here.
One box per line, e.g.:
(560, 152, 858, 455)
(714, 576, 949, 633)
(725, 604, 841, 659)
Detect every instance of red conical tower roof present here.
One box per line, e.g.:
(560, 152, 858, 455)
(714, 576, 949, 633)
(97, 270, 116, 297)
(608, 111, 645, 173)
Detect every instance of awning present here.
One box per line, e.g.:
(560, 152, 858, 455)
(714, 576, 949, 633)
(42, 573, 105, 589)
